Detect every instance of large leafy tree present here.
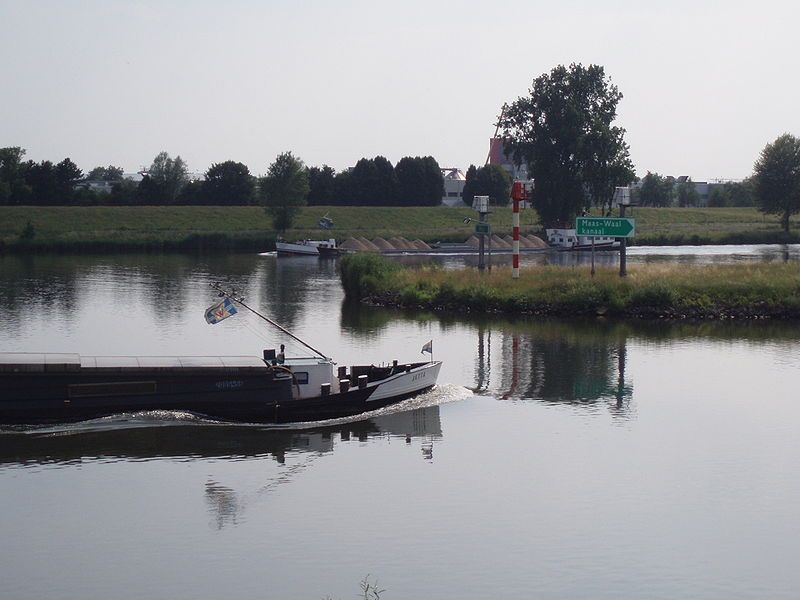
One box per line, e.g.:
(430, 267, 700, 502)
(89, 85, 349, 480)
(87, 165, 124, 181)
(307, 165, 337, 206)
(138, 151, 188, 204)
(202, 160, 254, 205)
(637, 172, 673, 207)
(676, 178, 700, 207)
(0, 147, 32, 205)
(461, 164, 512, 206)
(349, 156, 397, 205)
(395, 156, 443, 206)
(753, 133, 800, 232)
(499, 63, 634, 226)
(260, 151, 309, 233)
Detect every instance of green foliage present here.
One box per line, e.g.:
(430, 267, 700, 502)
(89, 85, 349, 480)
(87, 165, 124, 182)
(637, 172, 674, 207)
(368, 261, 800, 318)
(347, 156, 398, 205)
(259, 151, 309, 232)
(395, 156, 443, 206)
(338, 253, 399, 300)
(500, 63, 634, 226)
(753, 133, 800, 232)
(307, 165, 337, 205)
(629, 280, 678, 307)
(19, 220, 35, 241)
(676, 178, 701, 207)
(461, 164, 512, 206)
(138, 152, 189, 204)
(707, 182, 755, 208)
(202, 160, 255, 205)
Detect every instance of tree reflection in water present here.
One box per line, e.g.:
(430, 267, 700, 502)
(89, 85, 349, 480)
(473, 319, 635, 419)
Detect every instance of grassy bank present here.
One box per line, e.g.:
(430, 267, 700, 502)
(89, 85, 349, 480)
(1, 205, 799, 253)
(339, 254, 800, 319)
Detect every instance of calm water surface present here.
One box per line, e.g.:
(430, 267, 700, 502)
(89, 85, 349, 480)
(1, 251, 800, 599)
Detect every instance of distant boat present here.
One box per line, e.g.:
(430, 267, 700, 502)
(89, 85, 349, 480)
(545, 228, 620, 251)
(275, 238, 340, 257)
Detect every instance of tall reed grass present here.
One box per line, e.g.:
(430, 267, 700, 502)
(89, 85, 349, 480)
(342, 256, 800, 318)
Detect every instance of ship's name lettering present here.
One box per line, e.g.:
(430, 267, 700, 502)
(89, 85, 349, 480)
(412, 372, 426, 382)
(216, 380, 244, 390)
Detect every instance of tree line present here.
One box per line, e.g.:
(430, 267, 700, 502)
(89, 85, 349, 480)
(3, 62, 799, 232)
(634, 173, 755, 208)
(0, 148, 445, 208)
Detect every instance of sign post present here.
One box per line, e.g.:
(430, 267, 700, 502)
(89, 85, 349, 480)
(472, 196, 490, 271)
(575, 215, 636, 278)
(575, 217, 636, 237)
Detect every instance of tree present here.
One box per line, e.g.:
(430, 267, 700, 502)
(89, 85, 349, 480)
(708, 186, 728, 207)
(676, 178, 700, 207)
(499, 63, 634, 226)
(87, 165, 124, 181)
(349, 156, 397, 205)
(140, 151, 188, 204)
(461, 164, 512, 206)
(307, 165, 337, 205)
(55, 158, 83, 202)
(24, 160, 58, 205)
(0, 147, 32, 205)
(727, 179, 755, 207)
(637, 172, 673, 207)
(332, 169, 353, 206)
(753, 133, 800, 232)
(202, 160, 255, 205)
(395, 156, 443, 206)
(260, 151, 309, 233)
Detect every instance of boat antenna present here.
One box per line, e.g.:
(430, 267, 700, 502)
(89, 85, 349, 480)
(210, 282, 330, 361)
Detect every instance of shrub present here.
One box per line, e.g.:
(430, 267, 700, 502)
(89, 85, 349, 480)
(338, 253, 399, 300)
(19, 220, 35, 242)
(629, 281, 678, 308)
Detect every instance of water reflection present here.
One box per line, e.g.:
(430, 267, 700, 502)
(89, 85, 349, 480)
(0, 405, 441, 468)
(471, 319, 634, 419)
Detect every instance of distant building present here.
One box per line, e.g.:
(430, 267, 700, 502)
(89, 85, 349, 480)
(487, 138, 528, 180)
(441, 168, 467, 206)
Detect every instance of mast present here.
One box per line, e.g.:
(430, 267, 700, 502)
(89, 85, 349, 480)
(211, 283, 330, 361)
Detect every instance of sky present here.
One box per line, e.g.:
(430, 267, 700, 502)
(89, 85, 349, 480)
(1, 0, 798, 181)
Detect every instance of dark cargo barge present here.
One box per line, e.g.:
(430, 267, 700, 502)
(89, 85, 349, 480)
(1, 284, 441, 426)
(0, 352, 439, 425)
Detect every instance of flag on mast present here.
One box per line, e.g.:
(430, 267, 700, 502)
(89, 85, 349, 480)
(205, 297, 238, 324)
(421, 340, 433, 355)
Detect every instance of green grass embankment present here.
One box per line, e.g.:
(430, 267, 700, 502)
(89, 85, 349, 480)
(1, 205, 798, 253)
(339, 254, 800, 320)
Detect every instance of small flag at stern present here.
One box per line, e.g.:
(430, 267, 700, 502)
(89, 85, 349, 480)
(205, 297, 238, 324)
(421, 340, 433, 355)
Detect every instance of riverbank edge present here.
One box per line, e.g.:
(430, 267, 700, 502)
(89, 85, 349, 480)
(338, 255, 800, 321)
(3, 229, 800, 255)
(2, 206, 799, 254)
(362, 291, 800, 321)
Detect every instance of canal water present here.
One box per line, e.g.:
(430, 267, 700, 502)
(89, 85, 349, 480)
(2, 250, 800, 599)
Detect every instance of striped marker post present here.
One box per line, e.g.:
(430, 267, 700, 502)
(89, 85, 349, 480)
(511, 181, 525, 279)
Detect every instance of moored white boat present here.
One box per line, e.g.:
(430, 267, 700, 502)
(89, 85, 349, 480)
(546, 228, 619, 251)
(276, 238, 339, 256)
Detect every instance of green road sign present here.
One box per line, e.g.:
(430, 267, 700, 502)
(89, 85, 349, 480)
(575, 217, 635, 238)
(475, 222, 491, 235)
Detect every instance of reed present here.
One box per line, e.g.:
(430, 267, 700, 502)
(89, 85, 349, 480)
(347, 257, 800, 319)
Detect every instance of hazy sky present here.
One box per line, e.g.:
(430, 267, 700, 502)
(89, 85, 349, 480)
(1, 0, 798, 181)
